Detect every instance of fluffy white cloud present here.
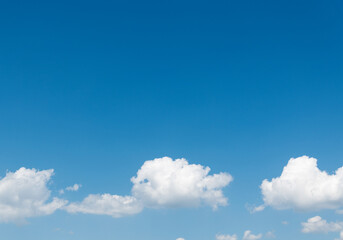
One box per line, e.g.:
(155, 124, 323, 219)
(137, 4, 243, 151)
(131, 157, 232, 209)
(64, 157, 232, 218)
(65, 194, 143, 218)
(0, 158, 232, 222)
(216, 234, 238, 240)
(302, 216, 343, 233)
(260, 156, 343, 211)
(0, 167, 67, 223)
(242, 230, 262, 240)
(176, 238, 185, 240)
(302, 216, 343, 240)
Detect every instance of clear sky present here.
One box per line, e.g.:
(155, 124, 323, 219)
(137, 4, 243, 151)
(0, 0, 343, 239)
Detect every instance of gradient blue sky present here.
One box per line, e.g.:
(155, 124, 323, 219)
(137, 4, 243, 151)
(1, 0, 343, 239)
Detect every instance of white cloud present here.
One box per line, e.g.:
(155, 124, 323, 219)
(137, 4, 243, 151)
(0, 167, 67, 223)
(65, 194, 143, 218)
(59, 184, 82, 195)
(176, 238, 185, 240)
(246, 204, 265, 213)
(242, 230, 262, 240)
(336, 231, 343, 240)
(217, 231, 269, 240)
(260, 156, 343, 211)
(252, 205, 265, 212)
(131, 157, 232, 209)
(0, 158, 232, 222)
(66, 184, 81, 192)
(216, 234, 238, 240)
(302, 216, 343, 233)
(302, 216, 343, 240)
(64, 157, 232, 218)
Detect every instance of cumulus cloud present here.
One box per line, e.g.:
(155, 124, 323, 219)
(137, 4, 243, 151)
(302, 216, 343, 233)
(65, 194, 143, 218)
(0, 157, 232, 222)
(176, 238, 185, 240)
(131, 157, 232, 209)
(216, 234, 238, 240)
(260, 156, 343, 211)
(64, 157, 232, 218)
(66, 157, 232, 217)
(242, 230, 262, 240)
(302, 216, 343, 240)
(0, 167, 67, 223)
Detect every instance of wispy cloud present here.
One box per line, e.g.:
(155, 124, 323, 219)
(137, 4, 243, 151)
(246, 204, 265, 214)
(59, 184, 82, 195)
(65, 194, 143, 217)
(243, 230, 262, 240)
(217, 230, 267, 240)
(216, 234, 237, 240)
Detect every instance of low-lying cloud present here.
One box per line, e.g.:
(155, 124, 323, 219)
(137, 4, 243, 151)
(68, 157, 232, 217)
(131, 157, 232, 209)
(1, 157, 232, 222)
(302, 216, 343, 240)
(0, 168, 67, 223)
(65, 194, 143, 217)
(260, 156, 343, 211)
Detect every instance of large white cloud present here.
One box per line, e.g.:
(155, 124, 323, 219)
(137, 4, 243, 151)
(260, 156, 343, 211)
(0, 158, 232, 222)
(66, 157, 232, 218)
(131, 157, 232, 209)
(65, 194, 143, 217)
(0, 167, 67, 223)
(216, 234, 238, 240)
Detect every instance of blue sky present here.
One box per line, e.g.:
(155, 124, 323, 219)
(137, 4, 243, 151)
(0, 0, 343, 239)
